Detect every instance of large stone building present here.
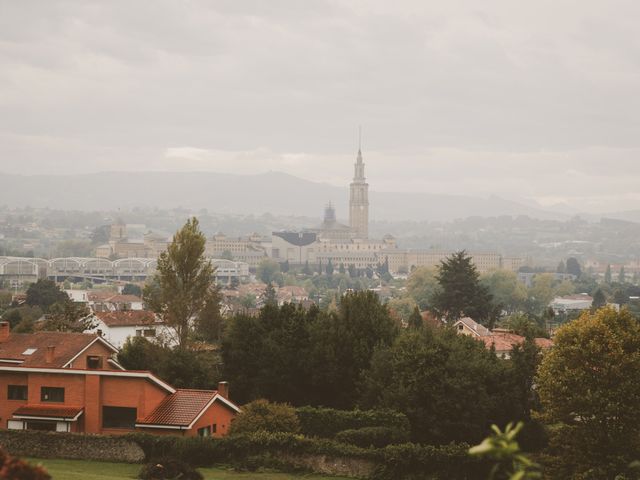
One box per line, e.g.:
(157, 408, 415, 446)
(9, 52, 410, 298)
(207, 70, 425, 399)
(271, 145, 396, 266)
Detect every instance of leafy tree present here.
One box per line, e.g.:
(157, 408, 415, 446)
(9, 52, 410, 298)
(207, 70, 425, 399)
(432, 251, 496, 325)
(387, 297, 418, 325)
(302, 261, 311, 275)
(605, 264, 612, 284)
(308, 291, 398, 408)
(619, 265, 626, 284)
(144, 217, 216, 349)
(229, 399, 300, 435)
(280, 259, 289, 273)
(406, 267, 440, 310)
(41, 300, 94, 332)
(481, 270, 527, 314)
(194, 286, 225, 342)
(565, 257, 582, 277)
(408, 306, 423, 329)
(91, 224, 111, 244)
(536, 308, 640, 478)
(361, 327, 517, 444)
(338, 263, 346, 275)
(613, 288, 629, 306)
(592, 288, 606, 308)
(26, 279, 67, 312)
(122, 283, 142, 297)
(239, 293, 256, 309)
(526, 274, 558, 315)
(556, 260, 566, 273)
(257, 258, 280, 284)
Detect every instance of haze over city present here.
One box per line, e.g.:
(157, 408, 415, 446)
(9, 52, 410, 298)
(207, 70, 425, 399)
(2, 1, 640, 213)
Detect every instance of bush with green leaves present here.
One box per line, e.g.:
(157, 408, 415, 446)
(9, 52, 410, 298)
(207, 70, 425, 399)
(229, 399, 300, 435)
(335, 427, 409, 448)
(296, 406, 410, 439)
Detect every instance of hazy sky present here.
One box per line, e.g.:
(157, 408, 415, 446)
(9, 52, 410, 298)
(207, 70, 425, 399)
(1, 1, 639, 212)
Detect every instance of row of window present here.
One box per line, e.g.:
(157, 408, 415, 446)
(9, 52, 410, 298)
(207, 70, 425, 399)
(8, 385, 64, 402)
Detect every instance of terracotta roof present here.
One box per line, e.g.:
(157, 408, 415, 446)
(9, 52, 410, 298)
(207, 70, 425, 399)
(13, 405, 83, 420)
(104, 294, 143, 304)
(87, 290, 119, 302)
(0, 332, 113, 367)
(138, 389, 218, 427)
(94, 310, 158, 327)
(481, 333, 554, 352)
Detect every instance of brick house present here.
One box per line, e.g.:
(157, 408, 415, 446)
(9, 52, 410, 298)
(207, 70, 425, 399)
(0, 322, 238, 436)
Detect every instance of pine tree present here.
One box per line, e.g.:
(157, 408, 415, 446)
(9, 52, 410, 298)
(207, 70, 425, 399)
(432, 251, 496, 325)
(264, 282, 277, 307)
(408, 306, 423, 329)
(556, 260, 566, 273)
(618, 266, 626, 284)
(326, 259, 334, 276)
(604, 265, 612, 284)
(592, 288, 606, 309)
(339, 263, 346, 275)
(566, 257, 582, 277)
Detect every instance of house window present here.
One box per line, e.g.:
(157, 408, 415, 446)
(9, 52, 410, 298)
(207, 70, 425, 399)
(8, 385, 27, 401)
(87, 356, 103, 369)
(212, 423, 217, 433)
(102, 406, 137, 429)
(136, 329, 156, 338)
(458, 324, 463, 330)
(197, 425, 211, 437)
(41, 387, 65, 403)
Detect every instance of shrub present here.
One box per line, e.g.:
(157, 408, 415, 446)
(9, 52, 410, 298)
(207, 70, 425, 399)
(371, 442, 485, 480)
(335, 427, 409, 448)
(296, 407, 410, 439)
(230, 399, 300, 435)
(138, 459, 203, 480)
(0, 448, 50, 480)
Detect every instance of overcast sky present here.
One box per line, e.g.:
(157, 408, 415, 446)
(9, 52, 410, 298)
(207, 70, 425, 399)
(1, 0, 639, 212)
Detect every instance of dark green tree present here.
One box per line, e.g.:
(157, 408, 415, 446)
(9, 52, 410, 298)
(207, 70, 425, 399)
(194, 286, 225, 342)
(264, 282, 277, 307)
(348, 264, 357, 277)
(25, 279, 67, 312)
(280, 259, 290, 273)
(339, 263, 346, 275)
(326, 259, 334, 276)
(613, 288, 629, 306)
(408, 306, 423, 329)
(257, 258, 280, 284)
(604, 264, 612, 284)
(41, 300, 94, 332)
(122, 283, 142, 297)
(592, 288, 606, 309)
(556, 260, 566, 273)
(302, 261, 311, 275)
(619, 266, 626, 284)
(361, 328, 517, 444)
(432, 251, 496, 325)
(144, 217, 216, 349)
(308, 291, 398, 408)
(565, 257, 582, 277)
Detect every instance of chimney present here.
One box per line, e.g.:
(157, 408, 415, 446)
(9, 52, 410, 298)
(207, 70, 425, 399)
(45, 346, 55, 364)
(217, 381, 229, 399)
(0, 322, 9, 342)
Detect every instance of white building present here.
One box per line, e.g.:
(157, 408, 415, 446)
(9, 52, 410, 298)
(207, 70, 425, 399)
(85, 310, 178, 348)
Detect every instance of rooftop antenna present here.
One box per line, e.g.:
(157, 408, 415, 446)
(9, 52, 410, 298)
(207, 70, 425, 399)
(358, 125, 362, 152)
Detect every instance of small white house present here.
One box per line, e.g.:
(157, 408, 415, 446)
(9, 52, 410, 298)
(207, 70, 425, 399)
(65, 289, 89, 303)
(84, 310, 178, 348)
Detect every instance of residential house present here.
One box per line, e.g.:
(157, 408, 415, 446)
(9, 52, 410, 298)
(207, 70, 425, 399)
(85, 311, 178, 348)
(453, 317, 553, 359)
(0, 322, 238, 435)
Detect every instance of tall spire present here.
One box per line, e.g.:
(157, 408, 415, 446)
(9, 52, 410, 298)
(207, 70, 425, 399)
(349, 127, 369, 238)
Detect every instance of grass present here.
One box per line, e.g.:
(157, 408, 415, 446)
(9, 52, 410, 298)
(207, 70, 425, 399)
(27, 457, 352, 480)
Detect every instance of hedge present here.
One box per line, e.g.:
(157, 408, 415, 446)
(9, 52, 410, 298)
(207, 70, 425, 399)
(295, 407, 410, 439)
(335, 427, 410, 448)
(127, 432, 486, 479)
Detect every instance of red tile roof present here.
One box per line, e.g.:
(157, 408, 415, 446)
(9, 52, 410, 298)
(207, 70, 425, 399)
(94, 310, 158, 327)
(0, 332, 113, 367)
(481, 332, 554, 353)
(138, 389, 217, 427)
(13, 405, 83, 419)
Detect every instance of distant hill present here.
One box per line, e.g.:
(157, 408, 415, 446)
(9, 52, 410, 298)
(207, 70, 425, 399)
(0, 171, 571, 222)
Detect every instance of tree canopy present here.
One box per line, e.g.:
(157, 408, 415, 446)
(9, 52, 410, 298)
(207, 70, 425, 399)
(144, 217, 218, 348)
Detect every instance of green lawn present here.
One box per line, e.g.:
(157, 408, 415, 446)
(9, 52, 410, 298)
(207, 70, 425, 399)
(27, 458, 352, 480)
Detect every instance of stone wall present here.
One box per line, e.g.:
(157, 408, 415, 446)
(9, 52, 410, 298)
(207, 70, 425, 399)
(0, 430, 145, 463)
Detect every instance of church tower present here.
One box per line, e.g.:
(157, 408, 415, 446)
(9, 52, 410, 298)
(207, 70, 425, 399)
(349, 142, 369, 239)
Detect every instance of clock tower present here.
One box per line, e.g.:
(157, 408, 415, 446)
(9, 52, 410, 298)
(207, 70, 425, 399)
(349, 145, 369, 239)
